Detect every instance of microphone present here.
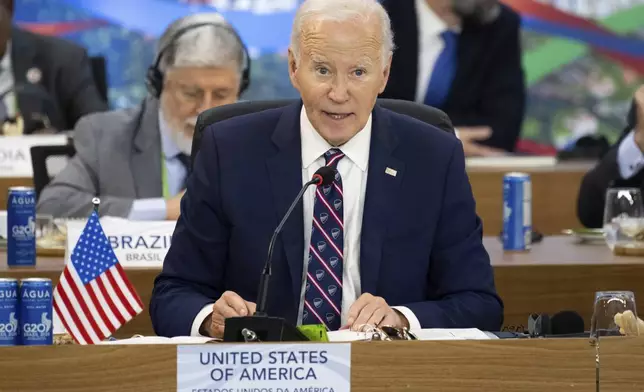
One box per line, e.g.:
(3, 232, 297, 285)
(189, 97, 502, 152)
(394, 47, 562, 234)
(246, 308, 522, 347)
(223, 166, 336, 342)
(255, 166, 335, 316)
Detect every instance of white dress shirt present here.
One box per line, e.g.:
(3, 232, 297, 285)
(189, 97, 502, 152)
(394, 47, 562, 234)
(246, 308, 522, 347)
(127, 111, 188, 220)
(617, 130, 644, 179)
(414, 0, 460, 103)
(0, 41, 18, 120)
(190, 107, 421, 336)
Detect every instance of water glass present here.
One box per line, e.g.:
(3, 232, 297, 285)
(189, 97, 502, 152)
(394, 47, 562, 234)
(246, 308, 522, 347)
(602, 188, 644, 251)
(590, 290, 638, 342)
(590, 291, 638, 392)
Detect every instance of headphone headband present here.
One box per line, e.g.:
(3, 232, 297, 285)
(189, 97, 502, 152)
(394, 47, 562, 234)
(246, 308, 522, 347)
(145, 21, 251, 99)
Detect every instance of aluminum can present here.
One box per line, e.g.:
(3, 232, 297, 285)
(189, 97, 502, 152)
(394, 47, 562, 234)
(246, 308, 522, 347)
(20, 278, 53, 345)
(0, 278, 19, 345)
(503, 172, 532, 251)
(7, 186, 36, 266)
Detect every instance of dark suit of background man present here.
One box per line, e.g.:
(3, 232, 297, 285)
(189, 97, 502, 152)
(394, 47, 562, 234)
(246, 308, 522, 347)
(150, 0, 502, 339)
(380, 0, 526, 156)
(0, 0, 107, 134)
(577, 86, 643, 228)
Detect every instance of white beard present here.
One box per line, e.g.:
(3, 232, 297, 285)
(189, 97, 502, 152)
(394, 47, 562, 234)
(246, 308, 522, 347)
(166, 116, 199, 156)
(169, 128, 194, 156)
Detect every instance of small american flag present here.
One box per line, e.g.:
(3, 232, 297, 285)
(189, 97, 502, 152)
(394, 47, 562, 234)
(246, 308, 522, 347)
(53, 211, 143, 344)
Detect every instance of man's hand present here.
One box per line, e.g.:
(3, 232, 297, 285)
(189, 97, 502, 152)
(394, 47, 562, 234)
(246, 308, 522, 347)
(165, 190, 186, 220)
(201, 291, 256, 338)
(632, 86, 644, 151)
(346, 293, 409, 330)
(456, 126, 506, 157)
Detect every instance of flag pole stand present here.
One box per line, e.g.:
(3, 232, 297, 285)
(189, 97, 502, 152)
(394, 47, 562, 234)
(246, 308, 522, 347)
(92, 197, 100, 214)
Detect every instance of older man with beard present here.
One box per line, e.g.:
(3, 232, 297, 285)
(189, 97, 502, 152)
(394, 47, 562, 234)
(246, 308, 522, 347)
(37, 13, 249, 220)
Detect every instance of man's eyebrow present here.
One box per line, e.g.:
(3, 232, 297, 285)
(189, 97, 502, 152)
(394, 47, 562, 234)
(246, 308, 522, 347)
(355, 57, 375, 67)
(310, 56, 329, 63)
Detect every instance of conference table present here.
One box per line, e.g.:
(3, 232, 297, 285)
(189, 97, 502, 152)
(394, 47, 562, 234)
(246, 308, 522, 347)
(2, 235, 642, 338)
(0, 160, 593, 236)
(0, 338, 643, 391)
(467, 160, 592, 235)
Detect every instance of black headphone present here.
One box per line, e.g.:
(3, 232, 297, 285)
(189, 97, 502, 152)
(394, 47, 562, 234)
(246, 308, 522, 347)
(145, 21, 251, 99)
(528, 311, 586, 338)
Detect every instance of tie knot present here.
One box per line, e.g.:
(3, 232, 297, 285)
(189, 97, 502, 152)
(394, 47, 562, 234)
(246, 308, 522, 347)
(441, 30, 457, 44)
(324, 148, 345, 168)
(176, 153, 191, 172)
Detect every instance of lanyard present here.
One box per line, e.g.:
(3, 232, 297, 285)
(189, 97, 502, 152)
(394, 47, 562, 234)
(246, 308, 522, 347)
(161, 156, 169, 199)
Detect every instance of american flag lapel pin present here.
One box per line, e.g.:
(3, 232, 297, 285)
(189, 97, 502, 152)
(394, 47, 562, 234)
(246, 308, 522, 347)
(385, 167, 397, 177)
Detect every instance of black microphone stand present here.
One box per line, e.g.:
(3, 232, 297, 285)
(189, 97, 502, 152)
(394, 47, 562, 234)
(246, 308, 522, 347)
(223, 176, 327, 342)
(254, 178, 317, 317)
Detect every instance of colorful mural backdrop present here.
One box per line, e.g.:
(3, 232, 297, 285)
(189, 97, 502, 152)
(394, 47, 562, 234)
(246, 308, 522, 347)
(13, 0, 644, 153)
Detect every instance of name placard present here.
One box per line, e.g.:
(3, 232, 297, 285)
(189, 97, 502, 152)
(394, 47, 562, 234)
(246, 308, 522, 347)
(0, 135, 69, 177)
(177, 343, 351, 392)
(65, 217, 176, 267)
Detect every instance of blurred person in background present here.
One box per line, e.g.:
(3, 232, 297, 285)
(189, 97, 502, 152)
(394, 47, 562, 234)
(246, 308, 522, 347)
(0, 0, 107, 135)
(37, 13, 250, 220)
(577, 85, 644, 228)
(380, 0, 525, 156)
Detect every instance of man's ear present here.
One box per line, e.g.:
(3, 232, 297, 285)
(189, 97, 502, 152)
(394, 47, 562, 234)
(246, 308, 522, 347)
(379, 53, 393, 94)
(288, 48, 300, 90)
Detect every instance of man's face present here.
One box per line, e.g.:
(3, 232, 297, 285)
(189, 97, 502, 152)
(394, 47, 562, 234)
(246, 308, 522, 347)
(160, 66, 240, 155)
(450, 0, 498, 22)
(288, 18, 391, 146)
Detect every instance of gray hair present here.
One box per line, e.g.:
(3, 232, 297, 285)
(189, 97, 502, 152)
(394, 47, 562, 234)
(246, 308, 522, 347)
(290, 0, 394, 67)
(157, 13, 246, 76)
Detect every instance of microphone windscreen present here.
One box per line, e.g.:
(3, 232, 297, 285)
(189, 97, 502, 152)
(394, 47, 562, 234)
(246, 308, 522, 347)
(551, 310, 585, 335)
(313, 166, 336, 186)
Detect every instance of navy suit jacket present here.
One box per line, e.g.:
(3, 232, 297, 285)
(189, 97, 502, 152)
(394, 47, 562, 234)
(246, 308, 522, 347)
(150, 101, 503, 337)
(380, 1, 526, 152)
(577, 101, 639, 228)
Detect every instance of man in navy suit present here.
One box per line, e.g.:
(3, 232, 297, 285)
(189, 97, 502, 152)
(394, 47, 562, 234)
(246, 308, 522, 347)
(380, 0, 525, 155)
(150, 0, 502, 338)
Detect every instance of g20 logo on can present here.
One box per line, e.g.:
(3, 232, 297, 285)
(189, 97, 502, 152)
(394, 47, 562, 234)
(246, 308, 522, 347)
(22, 312, 52, 337)
(0, 312, 18, 335)
(11, 216, 35, 240)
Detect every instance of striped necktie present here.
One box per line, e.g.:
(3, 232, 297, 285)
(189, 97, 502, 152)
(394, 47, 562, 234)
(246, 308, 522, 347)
(302, 148, 345, 331)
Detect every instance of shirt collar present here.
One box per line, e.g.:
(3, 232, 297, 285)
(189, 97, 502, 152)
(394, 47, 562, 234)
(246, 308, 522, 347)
(415, 0, 461, 37)
(158, 109, 180, 159)
(300, 106, 371, 172)
(1, 41, 12, 71)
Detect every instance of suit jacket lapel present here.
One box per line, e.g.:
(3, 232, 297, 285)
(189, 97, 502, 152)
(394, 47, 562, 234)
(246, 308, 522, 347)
(266, 101, 306, 303)
(10, 28, 36, 88)
(360, 105, 405, 295)
(449, 22, 483, 105)
(388, 0, 420, 101)
(10, 28, 46, 133)
(131, 97, 163, 198)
